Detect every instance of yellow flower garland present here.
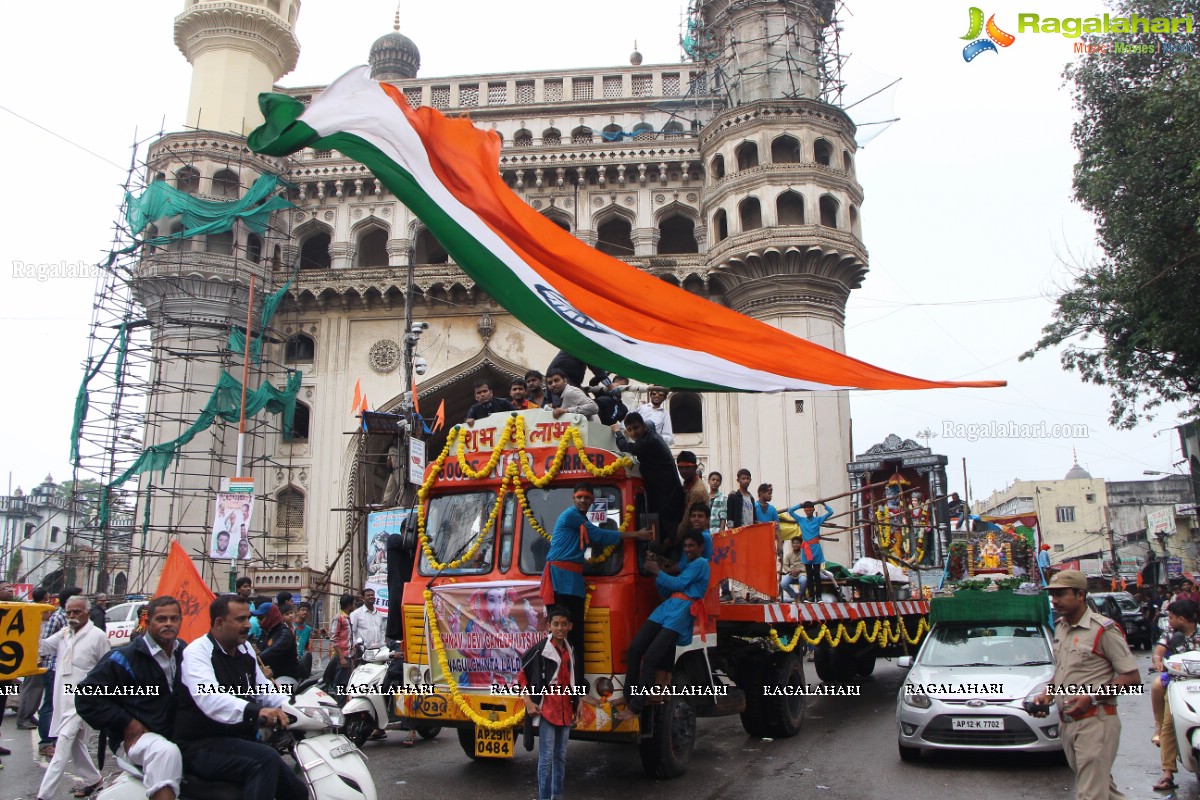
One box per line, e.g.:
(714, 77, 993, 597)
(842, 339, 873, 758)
(766, 616, 929, 653)
(423, 589, 525, 731)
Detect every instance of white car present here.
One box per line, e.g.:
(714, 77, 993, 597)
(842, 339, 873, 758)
(104, 601, 143, 646)
(896, 621, 1063, 760)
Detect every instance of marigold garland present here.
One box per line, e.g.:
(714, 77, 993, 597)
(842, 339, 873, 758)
(423, 589, 525, 731)
(766, 616, 929, 653)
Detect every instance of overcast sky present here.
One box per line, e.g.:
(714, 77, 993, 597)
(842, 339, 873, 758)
(0, 0, 1190, 505)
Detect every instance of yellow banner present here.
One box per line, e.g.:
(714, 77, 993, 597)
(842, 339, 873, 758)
(0, 602, 55, 679)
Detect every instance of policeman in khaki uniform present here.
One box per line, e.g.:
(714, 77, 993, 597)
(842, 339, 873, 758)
(1032, 570, 1141, 800)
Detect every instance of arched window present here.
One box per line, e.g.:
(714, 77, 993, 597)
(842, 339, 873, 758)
(513, 128, 533, 147)
(284, 401, 310, 441)
(571, 126, 593, 144)
(712, 209, 728, 242)
(776, 191, 805, 226)
(542, 127, 561, 146)
(176, 166, 200, 194)
(735, 141, 759, 170)
(632, 122, 655, 141)
(771, 135, 801, 163)
(299, 232, 331, 269)
(739, 197, 762, 231)
(153, 172, 166, 183)
(663, 121, 685, 138)
(211, 169, 240, 199)
(412, 228, 449, 264)
(814, 138, 833, 166)
(710, 154, 725, 179)
(112, 572, 128, 596)
(275, 487, 305, 536)
(543, 212, 571, 232)
(849, 205, 860, 236)
(285, 333, 315, 364)
(246, 234, 262, 263)
(206, 230, 234, 255)
(843, 151, 854, 173)
(670, 392, 703, 434)
(595, 217, 634, 257)
(657, 215, 698, 254)
(356, 228, 389, 267)
(167, 221, 189, 252)
(819, 194, 839, 228)
(602, 123, 624, 142)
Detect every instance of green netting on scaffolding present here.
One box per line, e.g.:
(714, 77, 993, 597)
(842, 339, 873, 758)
(227, 270, 297, 363)
(95, 370, 302, 528)
(70, 322, 130, 466)
(126, 173, 293, 243)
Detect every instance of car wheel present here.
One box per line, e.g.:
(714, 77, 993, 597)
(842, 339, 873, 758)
(898, 743, 921, 762)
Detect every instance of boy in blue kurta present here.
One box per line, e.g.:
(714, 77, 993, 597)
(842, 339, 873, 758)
(615, 529, 711, 719)
(784, 500, 834, 602)
(541, 481, 652, 671)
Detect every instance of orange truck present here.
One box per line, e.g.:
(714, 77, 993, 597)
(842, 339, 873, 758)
(391, 409, 928, 778)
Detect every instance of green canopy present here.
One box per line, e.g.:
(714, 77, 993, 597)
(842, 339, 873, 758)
(126, 173, 293, 243)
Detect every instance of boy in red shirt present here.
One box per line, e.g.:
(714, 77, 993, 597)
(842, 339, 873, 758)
(519, 607, 592, 800)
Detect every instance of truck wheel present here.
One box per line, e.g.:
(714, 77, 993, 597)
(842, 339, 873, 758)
(898, 742, 921, 762)
(416, 725, 442, 740)
(344, 711, 373, 747)
(457, 725, 480, 759)
(855, 653, 877, 677)
(762, 653, 805, 738)
(639, 695, 697, 779)
(813, 646, 835, 683)
(737, 654, 771, 738)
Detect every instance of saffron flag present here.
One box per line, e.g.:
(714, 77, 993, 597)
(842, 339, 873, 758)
(433, 399, 446, 433)
(0, 601, 56, 678)
(710, 522, 779, 597)
(250, 68, 1005, 392)
(351, 379, 362, 415)
(155, 541, 217, 645)
(412, 377, 421, 416)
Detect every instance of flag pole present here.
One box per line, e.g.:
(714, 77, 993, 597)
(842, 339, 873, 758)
(232, 274, 255, 592)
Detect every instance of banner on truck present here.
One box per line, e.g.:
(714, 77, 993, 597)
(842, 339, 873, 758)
(426, 581, 543, 690)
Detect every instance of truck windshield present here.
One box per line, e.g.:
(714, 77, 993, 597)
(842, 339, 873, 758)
(518, 485, 624, 576)
(417, 490, 498, 576)
(918, 624, 1052, 667)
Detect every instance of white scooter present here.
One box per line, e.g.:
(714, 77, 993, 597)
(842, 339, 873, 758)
(94, 678, 376, 800)
(341, 643, 441, 746)
(1166, 649, 1200, 776)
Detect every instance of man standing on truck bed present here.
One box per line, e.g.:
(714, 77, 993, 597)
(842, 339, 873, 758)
(1031, 570, 1140, 800)
(541, 482, 652, 666)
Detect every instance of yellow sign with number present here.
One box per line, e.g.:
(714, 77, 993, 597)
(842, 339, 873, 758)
(474, 725, 514, 758)
(0, 602, 55, 679)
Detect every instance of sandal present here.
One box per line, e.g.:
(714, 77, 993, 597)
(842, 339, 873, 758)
(1153, 733, 1161, 746)
(73, 782, 103, 798)
(402, 735, 417, 747)
(1153, 775, 1177, 791)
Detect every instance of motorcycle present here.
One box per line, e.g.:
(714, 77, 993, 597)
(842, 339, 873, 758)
(341, 642, 441, 747)
(94, 678, 377, 800)
(1166, 649, 1200, 776)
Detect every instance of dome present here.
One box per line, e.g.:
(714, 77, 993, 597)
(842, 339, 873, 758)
(369, 18, 420, 81)
(630, 40, 643, 66)
(1065, 462, 1092, 480)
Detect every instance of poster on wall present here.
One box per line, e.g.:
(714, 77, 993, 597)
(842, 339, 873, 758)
(365, 508, 411, 613)
(426, 581, 543, 689)
(210, 491, 255, 560)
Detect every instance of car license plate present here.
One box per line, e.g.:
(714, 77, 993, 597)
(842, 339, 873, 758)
(952, 717, 1003, 731)
(474, 726, 514, 758)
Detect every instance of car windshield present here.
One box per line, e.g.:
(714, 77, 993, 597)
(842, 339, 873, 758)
(518, 485, 624, 576)
(918, 623, 1052, 667)
(106, 603, 136, 623)
(1113, 594, 1140, 612)
(417, 491, 498, 576)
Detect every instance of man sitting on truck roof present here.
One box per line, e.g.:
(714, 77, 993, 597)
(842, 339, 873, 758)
(613, 413, 684, 549)
(541, 482, 652, 674)
(615, 528, 711, 721)
(465, 379, 516, 426)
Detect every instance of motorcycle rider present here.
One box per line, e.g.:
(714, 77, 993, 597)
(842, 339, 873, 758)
(175, 594, 306, 800)
(76, 596, 186, 800)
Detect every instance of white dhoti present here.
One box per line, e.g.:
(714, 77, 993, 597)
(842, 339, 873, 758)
(37, 714, 101, 800)
(120, 732, 183, 798)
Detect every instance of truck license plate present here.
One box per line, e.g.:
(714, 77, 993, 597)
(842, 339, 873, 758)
(952, 717, 1003, 731)
(474, 726, 514, 758)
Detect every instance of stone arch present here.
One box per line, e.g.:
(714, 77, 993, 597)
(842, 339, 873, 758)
(771, 134, 801, 163)
(352, 218, 390, 267)
(513, 128, 533, 147)
(541, 207, 573, 232)
(712, 208, 728, 242)
(670, 392, 703, 434)
(739, 196, 763, 232)
(655, 203, 700, 254)
(819, 194, 840, 228)
(211, 168, 240, 199)
(412, 226, 449, 264)
(592, 205, 636, 258)
(571, 125, 593, 144)
(295, 220, 333, 269)
(710, 154, 725, 179)
(663, 121, 685, 138)
(632, 122, 655, 141)
(735, 141, 759, 170)
(602, 123, 624, 142)
(542, 127, 562, 146)
(284, 332, 315, 364)
(843, 150, 854, 174)
(776, 190, 805, 226)
(813, 138, 833, 166)
(175, 166, 200, 194)
(275, 485, 305, 539)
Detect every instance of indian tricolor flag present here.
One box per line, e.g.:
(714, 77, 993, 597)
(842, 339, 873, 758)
(250, 67, 1004, 393)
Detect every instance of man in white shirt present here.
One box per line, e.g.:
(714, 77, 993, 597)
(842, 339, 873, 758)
(35, 596, 111, 800)
(349, 587, 390, 741)
(635, 386, 674, 446)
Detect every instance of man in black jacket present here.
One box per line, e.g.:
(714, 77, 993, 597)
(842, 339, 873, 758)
(76, 596, 185, 800)
(465, 379, 516, 425)
(613, 412, 684, 550)
(176, 595, 305, 800)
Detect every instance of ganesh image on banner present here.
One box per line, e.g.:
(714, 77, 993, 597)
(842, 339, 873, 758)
(967, 532, 1013, 576)
(427, 581, 544, 689)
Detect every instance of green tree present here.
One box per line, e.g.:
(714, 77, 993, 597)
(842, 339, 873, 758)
(56, 478, 103, 513)
(6, 548, 20, 582)
(1023, 0, 1200, 428)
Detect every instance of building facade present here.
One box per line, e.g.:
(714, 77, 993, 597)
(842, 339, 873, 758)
(128, 0, 868, 598)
